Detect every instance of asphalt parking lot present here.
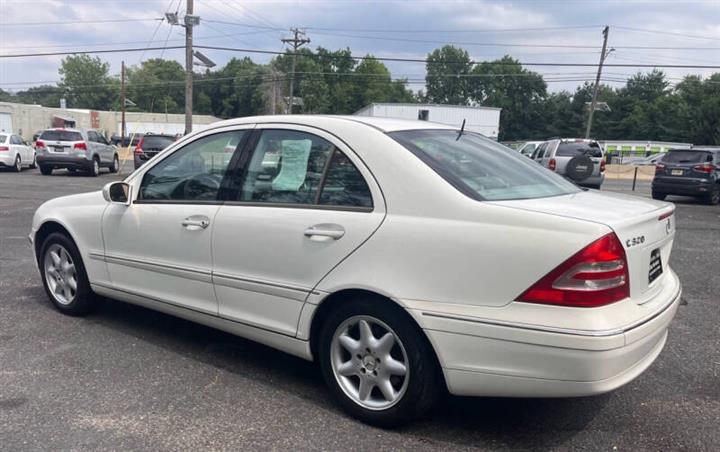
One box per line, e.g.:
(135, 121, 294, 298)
(1, 168, 718, 451)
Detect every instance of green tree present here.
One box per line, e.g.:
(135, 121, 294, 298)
(469, 56, 548, 140)
(58, 55, 116, 110)
(126, 58, 185, 114)
(425, 45, 472, 105)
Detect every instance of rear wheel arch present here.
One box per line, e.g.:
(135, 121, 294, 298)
(309, 288, 445, 384)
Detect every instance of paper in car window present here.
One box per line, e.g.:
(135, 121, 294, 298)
(272, 139, 312, 191)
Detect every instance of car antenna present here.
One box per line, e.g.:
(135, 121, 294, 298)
(456, 119, 466, 141)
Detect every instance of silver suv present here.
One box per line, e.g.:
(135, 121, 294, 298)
(531, 138, 605, 189)
(36, 128, 119, 176)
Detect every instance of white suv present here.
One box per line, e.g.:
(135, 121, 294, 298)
(35, 128, 119, 176)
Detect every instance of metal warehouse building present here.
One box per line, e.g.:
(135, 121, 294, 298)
(0, 101, 220, 141)
(354, 103, 501, 140)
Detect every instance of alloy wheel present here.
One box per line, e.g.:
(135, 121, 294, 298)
(43, 243, 78, 306)
(330, 315, 410, 410)
(14, 156, 21, 172)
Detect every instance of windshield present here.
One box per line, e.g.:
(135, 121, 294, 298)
(663, 150, 712, 163)
(390, 130, 580, 201)
(556, 142, 603, 158)
(142, 136, 175, 149)
(40, 130, 83, 142)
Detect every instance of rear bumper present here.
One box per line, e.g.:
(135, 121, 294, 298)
(37, 155, 93, 170)
(652, 178, 715, 196)
(411, 270, 681, 397)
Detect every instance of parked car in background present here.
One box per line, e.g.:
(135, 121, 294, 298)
(532, 138, 605, 189)
(518, 140, 543, 158)
(133, 133, 176, 169)
(30, 116, 680, 426)
(35, 128, 119, 177)
(0, 133, 36, 172)
(652, 148, 720, 204)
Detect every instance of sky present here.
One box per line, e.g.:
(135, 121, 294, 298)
(0, 0, 719, 101)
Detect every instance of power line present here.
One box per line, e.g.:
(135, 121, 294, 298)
(2, 44, 720, 70)
(0, 18, 162, 26)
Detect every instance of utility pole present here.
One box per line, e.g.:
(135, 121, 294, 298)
(184, 0, 196, 134)
(585, 26, 610, 139)
(281, 28, 310, 114)
(120, 60, 126, 140)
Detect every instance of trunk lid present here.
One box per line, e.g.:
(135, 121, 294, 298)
(491, 190, 676, 303)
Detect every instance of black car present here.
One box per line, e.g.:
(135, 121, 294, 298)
(133, 134, 176, 169)
(652, 148, 720, 205)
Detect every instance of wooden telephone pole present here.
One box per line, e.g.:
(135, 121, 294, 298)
(120, 61, 126, 140)
(585, 26, 610, 139)
(184, 0, 195, 134)
(281, 28, 310, 114)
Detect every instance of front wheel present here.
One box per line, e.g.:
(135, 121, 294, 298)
(652, 191, 667, 200)
(13, 155, 21, 172)
(29, 153, 37, 169)
(39, 232, 99, 316)
(318, 299, 440, 427)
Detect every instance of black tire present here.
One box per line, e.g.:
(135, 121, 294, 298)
(318, 298, 440, 427)
(29, 153, 37, 169)
(88, 157, 100, 177)
(565, 155, 595, 182)
(39, 165, 52, 175)
(67, 168, 76, 173)
(13, 155, 22, 172)
(652, 191, 667, 200)
(38, 232, 99, 316)
(703, 185, 720, 205)
(109, 154, 119, 173)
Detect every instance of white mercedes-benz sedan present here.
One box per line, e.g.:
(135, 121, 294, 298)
(30, 116, 681, 426)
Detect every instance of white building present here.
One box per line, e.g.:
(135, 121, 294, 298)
(354, 103, 501, 140)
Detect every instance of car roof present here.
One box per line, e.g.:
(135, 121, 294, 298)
(209, 115, 458, 133)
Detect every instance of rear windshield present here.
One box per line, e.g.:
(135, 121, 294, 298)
(556, 142, 603, 158)
(390, 130, 580, 201)
(141, 136, 175, 149)
(40, 130, 83, 142)
(663, 150, 713, 163)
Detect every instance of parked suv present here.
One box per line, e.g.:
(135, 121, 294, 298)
(652, 148, 720, 205)
(531, 138, 605, 189)
(35, 128, 119, 176)
(133, 133, 176, 169)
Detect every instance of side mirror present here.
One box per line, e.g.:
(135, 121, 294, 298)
(102, 181, 131, 205)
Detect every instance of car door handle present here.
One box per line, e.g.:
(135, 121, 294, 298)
(304, 224, 345, 240)
(182, 216, 210, 229)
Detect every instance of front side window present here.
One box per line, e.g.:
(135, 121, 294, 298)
(139, 130, 245, 201)
(390, 130, 580, 201)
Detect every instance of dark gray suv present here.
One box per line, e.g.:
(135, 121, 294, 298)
(652, 149, 720, 205)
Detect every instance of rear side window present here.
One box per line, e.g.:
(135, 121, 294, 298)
(40, 130, 83, 142)
(391, 130, 580, 201)
(0, 134, 7, 143)
(319, 151, 372, 208)
(142, 136, 175, 149)
(556, 142, 603, 158)
(663, 150, 713, 163)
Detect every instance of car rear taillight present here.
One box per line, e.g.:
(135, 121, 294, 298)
(517, 232, 630, 308)
(73, 142, 87, 150)
(548, 158, 556, 171)
(134, 137, 145, 156)
(655, 163, 666, 174)
(35, 140, 46, 149)
(600, 160, 606, 172)
(0, 146, 8, 151)
(693, 163, 714, 174)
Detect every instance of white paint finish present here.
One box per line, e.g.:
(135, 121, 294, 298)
(354, 103, 501, 139)
(101, 203, 221, 314)
(30, 115, 682, 400)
